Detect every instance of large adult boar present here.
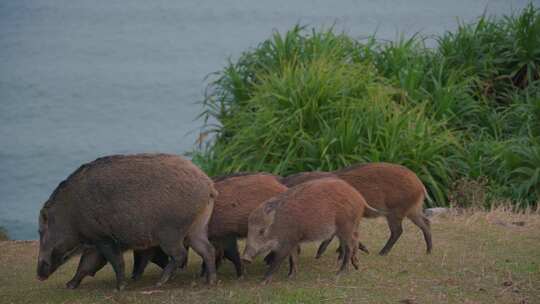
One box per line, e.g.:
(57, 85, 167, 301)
(281, 163, 433, 256)
(36, 154, 217, 290)
(67, 172, 287, 285)
(242, 178, 366, 284)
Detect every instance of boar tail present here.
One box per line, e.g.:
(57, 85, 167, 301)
(422, 184, 435, 206)
(364, 202, 387, 215)
(210, 185, 218, 200)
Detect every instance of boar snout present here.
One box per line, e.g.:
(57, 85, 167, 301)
(241, 246, 257, 264)
(37, 260, 51, 281)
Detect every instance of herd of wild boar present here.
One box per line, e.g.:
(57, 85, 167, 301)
(36, 153, 433, 290)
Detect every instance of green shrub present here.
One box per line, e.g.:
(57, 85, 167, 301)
(193, 3, 540, 208)
(500, 137, 540, 207)
(437, 3, 540, 101)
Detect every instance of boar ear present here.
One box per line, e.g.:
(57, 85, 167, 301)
(263, 200, 280, 214)
(40, 210, 48, 225)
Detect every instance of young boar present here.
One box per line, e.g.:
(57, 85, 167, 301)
(37, 154, 217, 290)
(282, 163, 433, 256)
(202, 173, 288, 277)
(242, 178, 366, 284)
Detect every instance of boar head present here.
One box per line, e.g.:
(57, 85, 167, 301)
(242, 199, 280, 263)
(37, 202, 80, 281)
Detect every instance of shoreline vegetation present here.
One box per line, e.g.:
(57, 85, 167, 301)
(192, 3, 540, 209)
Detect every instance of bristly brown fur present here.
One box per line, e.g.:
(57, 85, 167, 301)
(210, 173, 288, 239)
(38, 153, 218, 289)
(245, 177, 367, 282)
(279, 163, 433, 255)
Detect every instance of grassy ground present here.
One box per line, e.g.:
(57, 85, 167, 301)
(1, 209, 539, 304)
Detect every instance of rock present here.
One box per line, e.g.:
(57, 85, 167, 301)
(424, 207, 451, 218)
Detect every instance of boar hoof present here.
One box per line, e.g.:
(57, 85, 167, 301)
(65, 280, 80, 289)
(359, 244, 370, 254)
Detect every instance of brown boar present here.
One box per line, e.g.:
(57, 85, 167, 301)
(242, 178, 366, 284)
(201, 172, 288, 277)
(36, 154, 217, 290)
(282, 163, 433, 256)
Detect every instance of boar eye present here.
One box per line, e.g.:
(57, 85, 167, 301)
(258, 228, 265, 235)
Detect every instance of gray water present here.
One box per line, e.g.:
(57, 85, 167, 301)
(0, 0, 532, 240)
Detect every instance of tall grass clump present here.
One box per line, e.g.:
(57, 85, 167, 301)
(437, 3, 540, 102)
(193, 3, 540, 208)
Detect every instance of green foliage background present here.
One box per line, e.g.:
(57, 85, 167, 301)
(192, 4, 540, 208)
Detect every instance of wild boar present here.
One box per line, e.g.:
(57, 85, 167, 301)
(282, 163, 433, 256)
(201, 172, 288, 278)
(36, 154, 218, 290)
(68, 172, 287, 284)
(242, 177, 366, 284)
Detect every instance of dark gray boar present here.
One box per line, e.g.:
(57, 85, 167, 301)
(36, 154, 217, 290)
(242, 177, 366, 284)
(68, 172, 287, 284)
(282, 162, 433, 256)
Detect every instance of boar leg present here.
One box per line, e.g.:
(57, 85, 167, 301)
(336, 220, 360, 275)
(150, 247, 170, 269)
(336, 240, 352, 275)
(190, 236, 216, 284)
(66, 248, 107, 289)
(132, 251, 148, 281)
(408, 213, 432, 254)
(263, 251, 275, 265)
(223, 237, 244, 278)
(358, 241, 370, 254)
(350, 236, 360, 270)
(132, 248, 168, 281)
(156, 233, 188, 287)
(179, 244, 189, 269)
(188, 202, 217, 284)
(200, 246, 223, 278)
(263, 245, 294, 284)
(316, 237, 334, 259)
(95, 240, 126, 291)
(287, 246, 300, 278)
(379, 215, 404, 256)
